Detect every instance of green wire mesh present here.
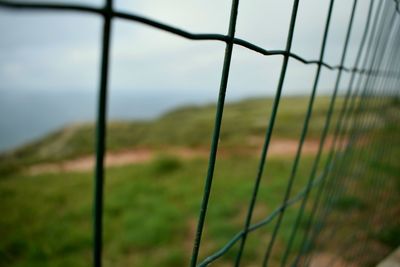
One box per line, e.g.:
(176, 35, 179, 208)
(0, 0, 399, 266)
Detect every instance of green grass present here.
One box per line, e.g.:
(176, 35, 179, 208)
(0, 95, 397, 266)
(0, 155, 317, 267)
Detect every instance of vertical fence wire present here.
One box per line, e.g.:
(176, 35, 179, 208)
(93, 1, 112, 267)
(313, 0, 387, 237)
(234, 1, 300, 265)
(190, 0, 240, 266)
(323, 22, 400, 266)
(304, 2, 400, 264)
(278, 1, 336, 265)
(297, 0, 376, 261)
(326, 10, 400, 265)
(338, 19, 400, 266)
(288, 0, 359, 265)
(303, 0, 387, 255)
(317, 0, 395, 245)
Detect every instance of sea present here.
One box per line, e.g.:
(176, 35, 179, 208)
(0, 88, 252, 152)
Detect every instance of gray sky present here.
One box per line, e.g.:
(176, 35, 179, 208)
(0, 0, 372, 99)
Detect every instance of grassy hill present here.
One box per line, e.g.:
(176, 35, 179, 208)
(0, 96, 343, 175)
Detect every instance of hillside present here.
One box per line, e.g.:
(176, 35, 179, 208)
(0, 96, 343, 175)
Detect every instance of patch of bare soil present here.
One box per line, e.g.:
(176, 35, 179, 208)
(28, 148, 207, 175)
(184, 218, 197, 254)
(27, 138, 341, 175)
(248, 136, 340, 156)
(308, 252, 356, 267)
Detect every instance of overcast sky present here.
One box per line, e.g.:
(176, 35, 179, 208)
(0, 0, 374, 99)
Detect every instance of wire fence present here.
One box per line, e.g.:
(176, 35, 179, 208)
(0, 0, 399, 266)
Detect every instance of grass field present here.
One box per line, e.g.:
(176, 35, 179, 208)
(0, 96, 398, 267)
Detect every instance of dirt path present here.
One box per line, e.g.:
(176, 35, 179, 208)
(28, 147, 208, 175)
(308, 253, 354, 267)
(28, 138, 337, 175)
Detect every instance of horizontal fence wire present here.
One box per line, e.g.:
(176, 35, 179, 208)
(0, 0, 399, 267)
(1, 1, 399, 77)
